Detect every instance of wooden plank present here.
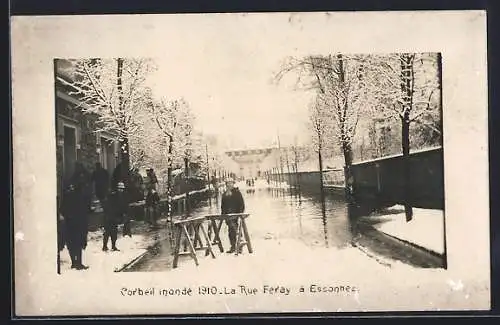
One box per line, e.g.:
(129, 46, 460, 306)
(173, 215, 207, 225)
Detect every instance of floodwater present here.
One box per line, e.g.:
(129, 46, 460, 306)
(126, 185, 442, 272)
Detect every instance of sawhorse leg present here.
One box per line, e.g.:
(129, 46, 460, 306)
(191, 223, 203, 249)
(199, 222, 216, 258)
(210, 219, 224, 253)
(235, 218, 242, 256)
(182, 224, 199, 266)
(241, 218, 253, 254)
(172, 224, 199, 268)
(172, 225, 183, 268)
(235, 217, 253, 255)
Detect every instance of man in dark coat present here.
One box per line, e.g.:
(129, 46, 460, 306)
(92, 162, 109, 203)
(103, 182, 129, 251)
(129, 167, 144, 203)
(145, 168, 160, 226)
(61, 168, 92, 270)
(221, 178, 245, 253)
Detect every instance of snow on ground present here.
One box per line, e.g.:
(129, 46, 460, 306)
(59, 220, 171, 273)
(50, 199, 489, 315)
(53, 233, 489, 315)
(367, 205, 444, 255)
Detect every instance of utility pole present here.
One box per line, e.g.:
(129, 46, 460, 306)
(277, 131, 285, 195)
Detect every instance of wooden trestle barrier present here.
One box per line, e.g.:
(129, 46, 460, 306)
(171, 213, 253, 268)
(206, 213, 253, 256)
(172, 215, 215, 268)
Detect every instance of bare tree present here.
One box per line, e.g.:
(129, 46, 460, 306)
(274, 54, 372, 198)
(289, 137, 307, 195)
(308, 97, 329, 195)
(62, 58, 157, 187)
(363, 53, 441, 221)
(145, 97, 196, 213)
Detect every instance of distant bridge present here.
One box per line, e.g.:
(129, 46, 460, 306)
(225, 148, 275, 158)
(224, 148, 279, 179)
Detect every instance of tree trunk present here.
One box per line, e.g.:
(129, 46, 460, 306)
(205, 144, 211, 204)
(401, 115, 412, 221)
(400, 54, 414, 222)
(120, 138, 130, 188)
(318, 144, 325, 199)
(342, 141, 355, 203)
(184, 157, 190, 215)
(318, 145, 327, 221)
(116, 58, 130, 189)
(167, 136, 173, 220)
(337, 54, 356, 203)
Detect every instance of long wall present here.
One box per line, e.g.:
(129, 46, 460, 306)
(270, 147, 444, 210)
(351, 147, 444, 210)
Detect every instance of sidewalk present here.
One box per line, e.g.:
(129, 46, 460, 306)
(59, 218, 171, 274)
(362, 204, 445, 256)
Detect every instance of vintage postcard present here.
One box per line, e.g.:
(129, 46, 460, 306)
(11, 11, 489, 316)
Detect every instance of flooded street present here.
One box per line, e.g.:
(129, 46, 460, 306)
(126, 184, 442, 272)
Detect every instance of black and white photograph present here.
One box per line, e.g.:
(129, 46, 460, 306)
(12, 11, 490, 315)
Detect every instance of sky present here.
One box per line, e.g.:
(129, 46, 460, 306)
(142, 13, 329, 151)
(129, 12, 442, 151)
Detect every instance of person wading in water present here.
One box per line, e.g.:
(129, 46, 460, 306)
(221, 178, 245, 253)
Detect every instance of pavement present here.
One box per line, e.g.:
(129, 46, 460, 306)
(356, 205, 446, 268)
(59, 217, 171, 274)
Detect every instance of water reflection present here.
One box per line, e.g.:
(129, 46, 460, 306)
(185, 187, 353, 249)
(127, 184, 443, 272)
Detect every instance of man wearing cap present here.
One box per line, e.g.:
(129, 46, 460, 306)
(102, 181, 128, 251)
(221, 178, 245, 253)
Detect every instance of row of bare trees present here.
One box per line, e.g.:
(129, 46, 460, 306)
(62, 58, 216, 201)
(274, 53, 442, 221)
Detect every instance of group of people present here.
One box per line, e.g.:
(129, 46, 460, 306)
(245, 178, 255, 187)
(57, 159, 248, 270)
(58, 162, 147, 270)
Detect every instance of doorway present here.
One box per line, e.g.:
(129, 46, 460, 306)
(63, 125, 77, 184)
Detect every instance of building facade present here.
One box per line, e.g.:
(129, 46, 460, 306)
(55, 59, 120, 197)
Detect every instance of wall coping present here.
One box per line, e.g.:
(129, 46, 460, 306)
(352, 146, 442, 166)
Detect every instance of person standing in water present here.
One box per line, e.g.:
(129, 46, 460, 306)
(221, 178, 245, 253)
